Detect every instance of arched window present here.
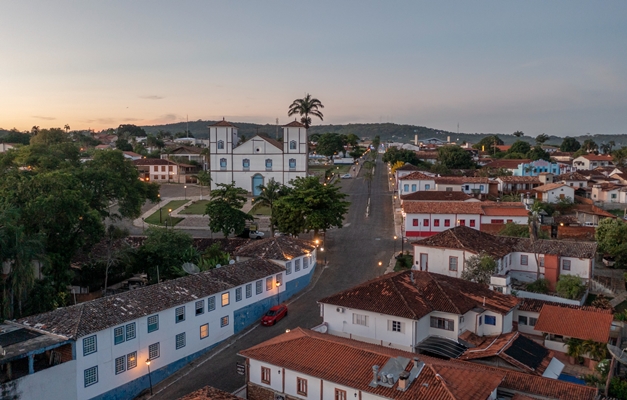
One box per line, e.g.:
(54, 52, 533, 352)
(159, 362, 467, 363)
(289, 158, 296, 170)
(265, 159, 272, 170)
(242, 159, 250, 170)
(217, 140, 224, 150)
(289, 140, 297, 150)
(220, 158, 227, 170)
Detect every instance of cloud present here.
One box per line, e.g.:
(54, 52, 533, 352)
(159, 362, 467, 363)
(123, 118, 141, 122)
(32, 115, 56, 120)
(139, 95, 164, 100)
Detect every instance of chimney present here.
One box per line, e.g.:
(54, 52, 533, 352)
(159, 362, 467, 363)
(398, 371, 410, 390)
(413, 358, 420, 369)
(447, 136, 451, 143)
(372, 365, 379, 387)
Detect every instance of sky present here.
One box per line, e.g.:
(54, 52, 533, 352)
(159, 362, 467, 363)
(1, 1, 626, 136)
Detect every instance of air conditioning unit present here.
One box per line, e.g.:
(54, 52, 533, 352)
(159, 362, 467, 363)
(274, 394, 286, 400)
(336, 307, 345, 313)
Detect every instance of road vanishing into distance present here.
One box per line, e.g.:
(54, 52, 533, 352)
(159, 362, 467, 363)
(148, 157, 396, 399)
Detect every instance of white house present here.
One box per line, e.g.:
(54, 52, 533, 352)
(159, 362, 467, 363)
(317, 270, 519, 355)
(412, 226, 597, 289)
(209, 119, 308, 195)
(591, 183, 627, 204)
(554, 172, 589, 188)
(398, 171, 435, 195)
(573, 154, 614, 170)
(533, 183, 575, 203)
(434, 177, 491, 195)
(240, 328, 591, 400)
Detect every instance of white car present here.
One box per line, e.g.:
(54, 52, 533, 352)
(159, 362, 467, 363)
(341, 173, 352, 179)
(249, 230, 265, 239)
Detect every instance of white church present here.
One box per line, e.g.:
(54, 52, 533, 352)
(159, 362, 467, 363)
(209, 119, 309, 195)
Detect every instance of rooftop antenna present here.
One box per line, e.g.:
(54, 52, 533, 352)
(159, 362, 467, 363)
(276, 118, 279, 140)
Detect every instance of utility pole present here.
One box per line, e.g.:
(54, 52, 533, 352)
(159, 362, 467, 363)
(276, 118, 279, 140)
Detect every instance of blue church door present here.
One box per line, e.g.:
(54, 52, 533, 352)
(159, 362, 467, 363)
(252, 174, 264, 196)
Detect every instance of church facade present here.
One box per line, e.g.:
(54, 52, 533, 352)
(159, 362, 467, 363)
(209, 119, 308, 195)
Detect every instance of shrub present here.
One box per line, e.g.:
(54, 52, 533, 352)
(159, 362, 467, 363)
(526, 278, 550, 294)
(556, 275, 586, 300)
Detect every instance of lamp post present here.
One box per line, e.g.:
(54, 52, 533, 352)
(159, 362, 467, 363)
(158, 194, 162, 223)
(393, 235, 397, 256)
(276, 281, 281, 305)
(145, 359, 153, 395)
(184, 185, 187, 200)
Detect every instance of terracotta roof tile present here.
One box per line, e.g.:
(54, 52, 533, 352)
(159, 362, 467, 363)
(482, 204, 530, 216)
(18, 259, 285, 339)
(535, 305, 614, 342)
(318, 270, 519, 319)
(497, 176, 541, 184)
(283, 120, 306, 128)
(579, 154, 613, 161)
(398, 171, 435, 180)
(517, 298, 612, 313)
(211, 119, 237, 127)
(484, 159, 531, 169)
(403, 202, 484, 214)
(233, 236, 316, 261)
(396, 163, 420, 171)
(176, 386, 240, 400)
(400, 192, 473, 202)
(533, 183, 569, 192)
(434, 176, 490, 184)
(555, 172, 588, 181)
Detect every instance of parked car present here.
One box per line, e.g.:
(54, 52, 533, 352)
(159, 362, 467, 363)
(237, 229, 265, 240)
(261, 304, 288, 326)
(341, 173, 352, 179)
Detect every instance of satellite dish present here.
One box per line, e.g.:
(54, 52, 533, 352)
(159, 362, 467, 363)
(229, 260, 235, 265)
(608, 344, 627, 365)
(215, 264, 222, 269)
(182, 262, 200, 275)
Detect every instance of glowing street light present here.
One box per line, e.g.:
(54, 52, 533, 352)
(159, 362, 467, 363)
(145, 359, 153, 395)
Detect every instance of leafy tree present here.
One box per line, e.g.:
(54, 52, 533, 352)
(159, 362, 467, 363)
(146, 135, 165, 149)
(461, 254, 497, 285)
(498, 222, 548, 239)
(390, 161, 406, 174)
(316, 133, 345, 157)
(473, 135, 503, 151)
(0, 129, 31, 145)
(115, 137, 133, 151)
(556, 275, 586, 300)
(255, 178, 287, 236)
(535, 133, 550, 145)
(436, 145, 474, 169)
(204, 183, 253, 237)
(596, 218, 627, 267)
(89, 225, 132, 294)
(609, 378, 627, 399)
(344, 133, 360, 148)
(371, 135, 381, 151)
(612, 147, 627, 167)
(560, 137, 581, 152)
(509, 140, 531, 155)
(526, 145, 551, 161)
(138, 227, 194, 281)
(273, 177, 349, 237)
(117, 124, 147, 137)
(513, 131, 524, 138)
(382, 147, 420, 166)
(526, 278, 550, 294)
(287, 93, 324, 129)
(348, 146, 365, 159)
(581, 139, 598, 153)
(29, 128, 69, 146)
(195, 170, 212, 199)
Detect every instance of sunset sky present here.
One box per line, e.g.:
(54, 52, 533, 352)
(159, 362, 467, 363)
(1, 1, 626, 136)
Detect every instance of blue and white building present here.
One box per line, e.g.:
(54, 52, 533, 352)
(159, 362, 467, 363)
(514, 159, 567, 176)
(6, 237, 317, 400)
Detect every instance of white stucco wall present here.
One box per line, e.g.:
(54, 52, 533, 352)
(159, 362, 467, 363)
(399, 179, 435, 194)
(11, 359, 77, 400)
(514, 310, 540, 336)
(405, 212, 481, 237)
(412, 246, 470, 277)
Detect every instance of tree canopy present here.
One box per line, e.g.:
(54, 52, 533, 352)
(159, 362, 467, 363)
(436, 145, 475, 169)
(117, 124, 147, 137)
(560, 137, 581, 152)
(596, 218, 627, 268)
(461, 254, 497, 285)
(204, 183, 253, 237)
(473, 135, 503, 151)
(382, 147, 421, 166)
(287, 94, 324, 129)
(315, 133, 345, 157)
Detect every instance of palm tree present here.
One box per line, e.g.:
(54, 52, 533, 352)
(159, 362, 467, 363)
(288, 94, 324, 129)
(8, 227, 44, 317)
(64, 124, 71, 133)
(195, 170, 212, 200)
(255, 178, 285, 236)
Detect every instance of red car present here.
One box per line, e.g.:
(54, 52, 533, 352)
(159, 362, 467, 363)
(261, 304, 288, 326)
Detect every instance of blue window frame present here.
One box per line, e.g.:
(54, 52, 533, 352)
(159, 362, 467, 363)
(289, 158, 296, 169)
(175, 306, 185, 323)
(147, 315, 159, 333)
(83, 335, 97, 356)
(245, 284, 252, 298)
(127, 352, 137, 370)
(265, 159, 272, 170)
(195, 300, 204, 315)
(126, 323, 136, 341)
(236, 287, 242, 302)
(290, 140, 297, 150)
(208, 296, 216, 311)
(286, 261, 292, 275)
(480, 185, 485, 191)
(425, 184, 431, 190)
(411, 184, 416, 191)
(243, 159, 250, 169)
(256, 280, 262, 294)
(484, 315, 496, 325)
(114, 326, 125, 345)
(176, 333, 186, 350)
(217, 140, 224, 149)
(403, 184, 409, 192)
(84, 366, 98, 387)
(220, 158, 227, 170)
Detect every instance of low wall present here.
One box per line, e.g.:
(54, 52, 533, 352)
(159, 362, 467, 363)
(516, 289, 587, 306)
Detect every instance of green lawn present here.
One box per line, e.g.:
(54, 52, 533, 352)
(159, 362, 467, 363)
(608, 209, 627, 217)
(144, 200, 188, 226)
(249, 203, 271, 216)
(179, 200, 209, 215)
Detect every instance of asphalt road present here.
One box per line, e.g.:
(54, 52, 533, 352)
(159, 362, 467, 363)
(146, 157, 395, 399)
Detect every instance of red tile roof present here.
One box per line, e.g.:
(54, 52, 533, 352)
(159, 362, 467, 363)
(176, 386, 240, 400)
(497, 176, 541, 184)
(283, 120, 306, 128)
(533, 183, 569, 192)
(579, 154, 613, 161)
(132, 158, 177, 166)
(400, 192, 473, 202)
(210, 118, 237, 127)
(318, 270, 519, 319)
(482, 204, 530, 216)
(434, 176, 490, 184)
(241, 328, 596, 400)
(484, 159, 531, 169)
(555, 172, 588, 181)
(403, 202, 484, 214)
(517, 298, 612, 314)
(398, 171, 434, 180)
(233, 236, 316, 261)
(534, 305, 614, 342)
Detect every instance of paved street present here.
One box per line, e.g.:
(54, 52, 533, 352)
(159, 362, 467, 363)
(146, 157, 395, 399)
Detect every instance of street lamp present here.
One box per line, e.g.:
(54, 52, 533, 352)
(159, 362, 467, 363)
(184, 185, 187, 200)
(393, 235, 397, 256)
(276, 281, 281, 305)
(168, 208, 172, 227)
(378, 261, 383, 266)
(145, 359, 153, 395)
(158, 194, 162, 223)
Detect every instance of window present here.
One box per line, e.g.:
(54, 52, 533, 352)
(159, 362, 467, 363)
(221, 292, 230, 306)
(200, 324, 209, 339)
(480, 185, 485, 191)
(425, 184, 431, 190)
(303, 257, 309, 269)
(521, 255, 528, 265)
(221, 316, 229, 327)
(491, 219, 504, 224)
(449, 256, 458, 271)
(411, 184, 417, 192)
(84, 366, 98, 387)
(507, 219, 513, 223)
(353, 313, 368, 326)
(168, 166, 173, 172)
(459, 219, 465, 226)
(242, 159, 250, 169)
(266, 277, 273, 291)
(465, 185, 470, 190)
(297, 377, 308, 396)
(236, 287, 242, 302)
(148, 315, 159, 333)
(176, 333, 186, 350)
(539, 256, 545, 267)
(412, 219, 418, 227)
(256, 280, 263, 294)
(446, 187, 453, 192)
(518, 315, 528, 325)
(444, 219, 450, 227)
(404, 184, 409, 192)
(276, 273, 283, 285)
(423, 219, 429, 227)
(195, 300, 204, 316)
(114, 326, 125, 345)
(434, 219, 440, 227)
(430, 316, 455, 331)
(220, 158, 227, 170)
(289, 158, 296, 169)
(161, 166, 166, 172)
(529, 317, 537, 326)
(295, 259, 301, 271)
(175, 306, 185, 323)
(83, 335, 97, 356)
(127, 351, 137, 370)
(126, 323, 136, 341)
(208, 296, 216, 311)
(265, 159, 272, 170)
(469, 220, 476, 227)
(153, 166, 158, 172)
(286, 261, 292, 275)
(562, 259, 571, 270)
(246, 284, 252, 298)
(149, 342, 160, 360)
(389, 320, 403, 333)
(484, 315, 496, 325)
(115, 356, 126, 375)
(335, 389, 347, 400)
(261, 366, 271, 384)
(479, 316, 482, 325)
(290, 140, 297, 150)
(161, 175, 166, 180)
(217, 140, 224, 149)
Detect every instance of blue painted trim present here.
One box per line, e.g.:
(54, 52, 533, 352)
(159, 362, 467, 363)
(90, 341, 222, 400)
